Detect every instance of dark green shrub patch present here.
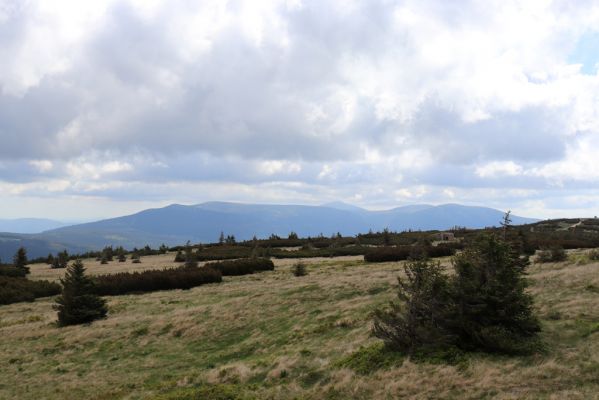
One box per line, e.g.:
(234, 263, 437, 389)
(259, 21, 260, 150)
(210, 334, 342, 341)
(195, 246, 253, 261)
(0, 265, 28, 277)
(0, 276, 61, 305)
(205, 258, 274, 276)
(364, 245, 454, 262)
(536, 247, 567, 263)
(373, 234, 542, 358)
(93, 266, 222, 296)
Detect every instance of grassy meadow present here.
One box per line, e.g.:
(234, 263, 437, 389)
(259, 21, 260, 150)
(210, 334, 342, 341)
(1, 252, 598, 399)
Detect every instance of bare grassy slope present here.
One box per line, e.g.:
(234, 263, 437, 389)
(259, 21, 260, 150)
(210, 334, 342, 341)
(1, 255, 598, 399)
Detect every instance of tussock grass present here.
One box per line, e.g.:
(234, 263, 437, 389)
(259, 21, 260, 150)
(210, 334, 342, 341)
(0, 255, 597, 399)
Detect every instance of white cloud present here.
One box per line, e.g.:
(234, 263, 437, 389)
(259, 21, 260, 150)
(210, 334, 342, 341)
(29, 159, 53, 172)
(2, 0, 599, 218)
(476, 161, 523, 178)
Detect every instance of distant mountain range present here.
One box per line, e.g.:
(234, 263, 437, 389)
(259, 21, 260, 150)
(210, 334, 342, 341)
(0, 202, 538, 260)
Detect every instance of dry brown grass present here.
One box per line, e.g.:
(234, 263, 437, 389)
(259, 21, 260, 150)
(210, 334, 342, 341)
(1, 254, 597, 399)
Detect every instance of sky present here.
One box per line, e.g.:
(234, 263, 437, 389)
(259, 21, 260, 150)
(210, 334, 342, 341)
(1, 0, 599, 221)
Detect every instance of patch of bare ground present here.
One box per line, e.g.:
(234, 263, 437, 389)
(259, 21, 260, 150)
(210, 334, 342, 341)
(1, 255, 597, 399)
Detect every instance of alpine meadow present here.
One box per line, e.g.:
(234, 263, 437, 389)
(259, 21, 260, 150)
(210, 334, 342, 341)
(1, 1, 599, 399)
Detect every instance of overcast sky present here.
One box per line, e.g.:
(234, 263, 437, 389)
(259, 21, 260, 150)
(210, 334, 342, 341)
(1, 0, 599, 220)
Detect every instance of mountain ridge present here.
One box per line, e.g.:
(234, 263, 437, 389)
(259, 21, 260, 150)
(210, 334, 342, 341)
(0, 202, 539, 259)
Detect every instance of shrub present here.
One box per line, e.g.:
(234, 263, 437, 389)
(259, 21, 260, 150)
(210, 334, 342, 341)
(205, 258, 274, 276)
(365, 245, 454, 262)
(373, 235, 542, 357)
(0, 276, 61, 305)
(51, 250, 69, 269)
(54, 260, 107, 326)
(373, 257, 454, 354)
(0, 265, 28, 277)
(449, 235, 541, 354)
(174, 250, 185, 262)
(195, 246, 253, 261)
(292, 262, 308, 277)
(92, 266, 222, 296)
(536, 247, 567, 263)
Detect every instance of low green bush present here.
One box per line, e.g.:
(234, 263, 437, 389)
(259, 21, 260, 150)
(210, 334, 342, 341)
(536, 247, 567, 263)
(0, 276, 61, 305)
(292, 262, 308, 277)
(204, 258, 274, 276)
(364, 245, 454, 262)
(93, 266, 222, 296)
(0, 265, 28, 277)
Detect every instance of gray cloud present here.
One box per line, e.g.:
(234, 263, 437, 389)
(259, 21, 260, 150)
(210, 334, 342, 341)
(1, 0, 599, 219)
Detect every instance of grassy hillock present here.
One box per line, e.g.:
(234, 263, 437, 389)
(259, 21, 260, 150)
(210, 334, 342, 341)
(0, 251, 597, 399)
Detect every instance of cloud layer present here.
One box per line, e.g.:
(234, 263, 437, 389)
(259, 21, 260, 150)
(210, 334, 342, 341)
(2, 0, 599, 219)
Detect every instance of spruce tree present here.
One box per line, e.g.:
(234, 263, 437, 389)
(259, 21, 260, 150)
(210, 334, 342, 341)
(372, 257, 453, 354)
(52, 250, 69, 269)
(174, 250, 185, 262)
(13, 247, 29, 274)
(450, 235, 541, 354)
(54, 260, 107, 326)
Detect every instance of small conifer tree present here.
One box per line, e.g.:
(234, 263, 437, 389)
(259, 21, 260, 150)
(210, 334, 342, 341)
(54, 260, 107, 326)
(292, 262, 308, 277)
(373, 257, 453, 354)
(174, 250, 185, 262)
(13, 247, 29, 274)
(451, 235, 541, 354)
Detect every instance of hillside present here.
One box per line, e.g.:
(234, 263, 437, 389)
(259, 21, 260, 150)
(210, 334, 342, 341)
(1, 251, 597, 399)
(0, 202, 538, 259)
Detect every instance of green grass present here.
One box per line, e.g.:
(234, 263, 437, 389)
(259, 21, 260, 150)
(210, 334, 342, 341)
(0, 256, 598, 399)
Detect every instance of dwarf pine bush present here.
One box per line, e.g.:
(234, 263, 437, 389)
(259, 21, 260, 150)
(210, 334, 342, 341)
(373, 234, 541, 357)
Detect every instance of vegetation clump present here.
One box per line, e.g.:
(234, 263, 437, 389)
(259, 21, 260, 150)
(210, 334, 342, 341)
(0, 276, 61, 305)
(0, 265, 28, 278)
(364, 245, 454, 262)
(204, 258, 274, 276)
(292, 262, 308, 277)
(54, 260, 107, 326)
(174, 250, 186, 262)
(536, 246, 567, 263)
(13, 247, 29, 275)
(51, 250, 69, 269)
(373, 234, 541, 358)
(92, 266, 222, 296)
(131, 253, 141, 263)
